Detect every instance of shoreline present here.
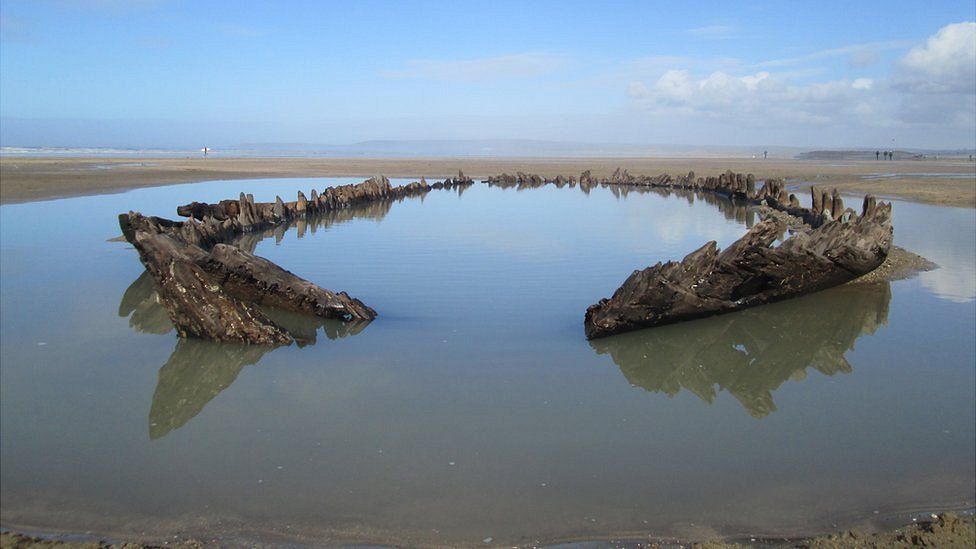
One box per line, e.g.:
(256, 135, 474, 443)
(2, 509, 973, 548)
(1, 156, 973, 207)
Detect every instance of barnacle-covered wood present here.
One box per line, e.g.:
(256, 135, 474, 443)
(584, 196, 893, 339)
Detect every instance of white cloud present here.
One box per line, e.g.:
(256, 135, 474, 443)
(756, 40, 910, 69)
(687, 25, 737, 40)
(628, 69, 876, 126)
(848, 49, 882, 68)
(627, 82, 650, 99)
(897, 21, 976, 94)
(383, 53, 568, 82)
(921, 263, 976, 304)
(625, 55, 741, 73)
(624, 22, 976, 139)
(890, 22, 976, 129)
(897, 92, 975, 127)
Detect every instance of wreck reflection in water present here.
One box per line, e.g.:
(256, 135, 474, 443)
(120, 272, 368, 439)
(148, 339, 268, 439)
(610, 185, 758, 228)
(118, 271, 174, 335)
(484, 176, 761, 229)
(234, 194, 398, 253)
(121, 184, 863, 436)
(119, 200, 395, 439)
(590, 282, 891, 418)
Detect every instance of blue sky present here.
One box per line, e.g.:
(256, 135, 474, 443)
(1, 0, 974, 148)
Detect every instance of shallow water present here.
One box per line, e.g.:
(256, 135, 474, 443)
(1, 178, 974, 545)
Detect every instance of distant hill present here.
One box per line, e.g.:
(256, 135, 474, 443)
(5, 138, 971, 160)
(797, 149, 974, 160)
(229, 140, 808, 158)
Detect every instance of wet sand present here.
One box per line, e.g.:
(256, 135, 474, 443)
(1, 156, 973, 206)
(2, 512, 973, 548)
(849, 246, 939, 284)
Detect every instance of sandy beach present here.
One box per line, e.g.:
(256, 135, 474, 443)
(1, 156, 973, 207)
(4, 2, 974, 547)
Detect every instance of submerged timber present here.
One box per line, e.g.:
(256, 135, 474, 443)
(119, 169, 892, 344)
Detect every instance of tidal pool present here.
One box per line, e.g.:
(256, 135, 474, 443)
(1, 178, 973, 545)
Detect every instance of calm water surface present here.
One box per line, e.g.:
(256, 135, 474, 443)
(1, 178, 974, 545)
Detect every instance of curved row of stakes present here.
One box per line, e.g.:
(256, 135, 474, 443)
(118, 169, 893, 344)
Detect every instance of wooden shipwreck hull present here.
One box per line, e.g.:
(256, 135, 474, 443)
(119, 174, 475, 345)
(584, 195, 893, 339)
(119, 167, 894, 345)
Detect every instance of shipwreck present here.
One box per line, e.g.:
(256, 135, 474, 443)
(119, 169, 892, 344)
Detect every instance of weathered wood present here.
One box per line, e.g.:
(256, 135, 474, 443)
(584, 197, 893, 339)
(122, 169, 899, 345)
(204, 244, 376, 321)
(128, 229, 293, 345)
(485, 170, 896, 339)
(120, 176, 434, 344)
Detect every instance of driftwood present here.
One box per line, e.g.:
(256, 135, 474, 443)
(119, 176, 468, 344)
(584, 195, 892, 339)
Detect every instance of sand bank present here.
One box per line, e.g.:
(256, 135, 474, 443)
(1, 156, 973, 206)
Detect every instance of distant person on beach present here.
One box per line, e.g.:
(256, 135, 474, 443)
(876, 150, 880, 160)
(203, 147, 209, 157)
(763, 150, 768, 159)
